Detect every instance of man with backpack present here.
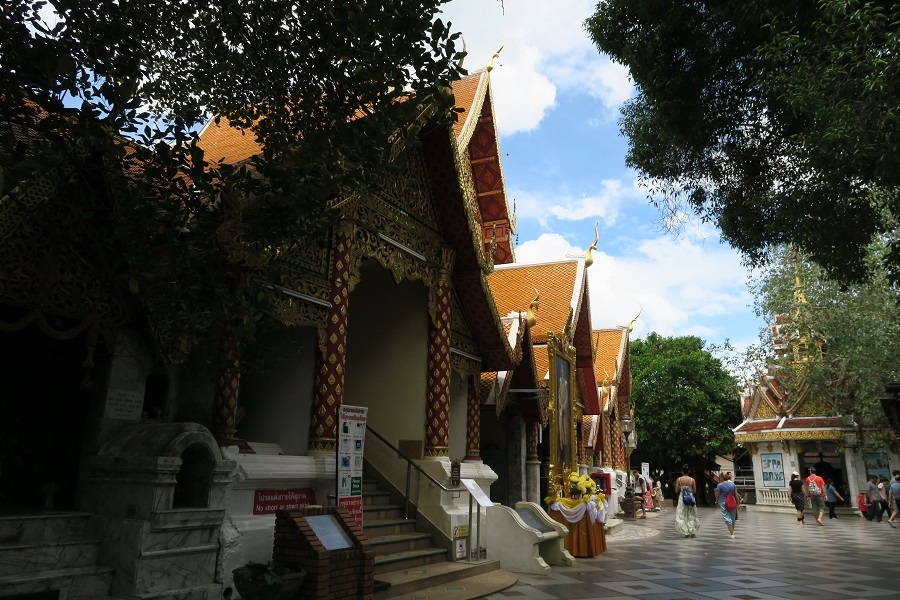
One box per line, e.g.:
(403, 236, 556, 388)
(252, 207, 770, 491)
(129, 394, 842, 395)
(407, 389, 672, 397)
(805, 467, 827, 526)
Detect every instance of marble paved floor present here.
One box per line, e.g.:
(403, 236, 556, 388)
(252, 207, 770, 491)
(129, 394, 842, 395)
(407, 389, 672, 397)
(483, 506, 900, 599)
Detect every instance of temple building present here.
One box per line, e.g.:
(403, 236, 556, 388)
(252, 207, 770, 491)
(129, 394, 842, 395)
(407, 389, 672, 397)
(0, 57, 543, 598)
(589, 326, 636, 510)
(734, 277, 899, 508)
(0, 28, 649, 593)
(482, 249, 638, 503)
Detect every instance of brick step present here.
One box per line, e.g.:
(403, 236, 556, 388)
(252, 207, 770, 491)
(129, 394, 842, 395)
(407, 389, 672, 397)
(0, 538, 100, 577)
(0, 512, 91, 544)
(374, 548, 447, 575)
(368, 532, 432, 555)
(0, 565, 113, 599)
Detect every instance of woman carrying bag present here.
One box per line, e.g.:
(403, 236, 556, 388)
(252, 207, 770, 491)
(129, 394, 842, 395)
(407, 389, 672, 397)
(674, 464, 700, 538)
(715, 471, 741, 539)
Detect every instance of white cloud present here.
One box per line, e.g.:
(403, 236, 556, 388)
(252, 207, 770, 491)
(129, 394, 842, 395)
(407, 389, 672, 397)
(440, 0, 633, 136)
(513, 230, 755, 345)
(439, 1, 764, 354)
(509, 178, 642, 229)
(514, 233, 582, 263)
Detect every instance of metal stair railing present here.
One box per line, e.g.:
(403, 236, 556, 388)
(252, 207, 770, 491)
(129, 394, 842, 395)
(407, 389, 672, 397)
(365, 425, 466, 520)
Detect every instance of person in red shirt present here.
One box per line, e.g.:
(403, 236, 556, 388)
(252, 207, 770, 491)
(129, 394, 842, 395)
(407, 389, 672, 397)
(805, 467, 827, 526)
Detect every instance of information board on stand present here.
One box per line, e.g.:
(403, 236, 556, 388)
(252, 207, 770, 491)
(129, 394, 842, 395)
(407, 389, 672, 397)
(337, 405, 368, 528)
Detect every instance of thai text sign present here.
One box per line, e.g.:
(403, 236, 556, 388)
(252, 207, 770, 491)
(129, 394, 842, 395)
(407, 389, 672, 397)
(253, 488, 316, 514)
(761, 453, 785, 487)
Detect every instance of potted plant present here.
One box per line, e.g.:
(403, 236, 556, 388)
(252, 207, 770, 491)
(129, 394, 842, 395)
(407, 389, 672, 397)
(232, 562, 306, 600)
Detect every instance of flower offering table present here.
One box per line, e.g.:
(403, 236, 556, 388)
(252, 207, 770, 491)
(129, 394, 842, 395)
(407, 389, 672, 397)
(548, 495, 607, 557)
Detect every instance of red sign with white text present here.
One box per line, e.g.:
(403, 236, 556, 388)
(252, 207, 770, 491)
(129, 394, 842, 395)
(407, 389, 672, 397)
(339, 495, 363, 529)
(252, 488, 316, 515)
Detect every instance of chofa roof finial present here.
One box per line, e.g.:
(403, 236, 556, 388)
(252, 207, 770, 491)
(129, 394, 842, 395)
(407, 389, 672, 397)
(525, 288, 539, 328)
(486, 42, 504, 72)
(585, 222, 599, 267)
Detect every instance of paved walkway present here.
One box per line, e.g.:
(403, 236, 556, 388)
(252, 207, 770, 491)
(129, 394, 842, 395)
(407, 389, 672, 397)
(483, 505, 900, 599)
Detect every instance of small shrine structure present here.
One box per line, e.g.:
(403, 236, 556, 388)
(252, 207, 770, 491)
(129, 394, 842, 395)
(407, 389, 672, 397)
(734, 277, 899, 507)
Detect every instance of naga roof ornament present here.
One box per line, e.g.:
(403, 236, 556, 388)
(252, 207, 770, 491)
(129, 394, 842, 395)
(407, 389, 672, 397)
(584, 223, 599, 268)
(525, 287, 539, 328)
(623, 306, 642, 333)
(486, 42, 504, 72)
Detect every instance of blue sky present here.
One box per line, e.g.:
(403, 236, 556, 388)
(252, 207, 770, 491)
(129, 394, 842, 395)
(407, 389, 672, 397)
(440, 0, 767, 360)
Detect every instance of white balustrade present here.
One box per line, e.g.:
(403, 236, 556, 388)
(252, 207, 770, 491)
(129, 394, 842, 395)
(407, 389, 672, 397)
(757, 488, 793, 506)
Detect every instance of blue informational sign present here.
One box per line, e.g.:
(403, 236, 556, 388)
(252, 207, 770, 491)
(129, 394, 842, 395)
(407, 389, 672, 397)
(761, 453, 785, 487)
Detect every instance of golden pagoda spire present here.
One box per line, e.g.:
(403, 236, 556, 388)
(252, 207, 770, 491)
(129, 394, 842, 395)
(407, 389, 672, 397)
(794, 274, 807, 305)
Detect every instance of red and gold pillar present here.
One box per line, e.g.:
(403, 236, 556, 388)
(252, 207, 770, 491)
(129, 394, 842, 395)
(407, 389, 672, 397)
(211, 319, 241, 445)
(611, 413, 626, 470)
(526, 422, 540, 463)
(602, 410, 613, 467)
(308, 221, 354, 455)
(464, 374, 481, 461)
(211, 268, 252, 445)
(424, 247, 454, 458)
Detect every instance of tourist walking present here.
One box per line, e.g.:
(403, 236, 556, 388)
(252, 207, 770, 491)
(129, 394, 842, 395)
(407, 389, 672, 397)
(789, 471, 806, 525)
(865, 474, 882, 522)
(804, 467, 827, 526)
(824, 478, 844, 519)
(877, 476, 890, 523)
(674, 465, 700, 538)
(888, 470, 900, 528)
(715, 471, 740, 539)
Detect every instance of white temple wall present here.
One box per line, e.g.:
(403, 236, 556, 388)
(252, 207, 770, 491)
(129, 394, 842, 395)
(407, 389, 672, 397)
(345, 261, 428, 492)
(749, 438, 899, 508)
(449, 370, 467, 460)
(238, 325, 316, 455)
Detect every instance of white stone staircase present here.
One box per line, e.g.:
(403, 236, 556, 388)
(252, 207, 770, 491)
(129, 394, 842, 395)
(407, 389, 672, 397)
(0, 512, 113, 600)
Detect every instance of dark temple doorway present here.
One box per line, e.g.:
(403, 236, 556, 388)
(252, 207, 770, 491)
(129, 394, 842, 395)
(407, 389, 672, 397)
(0, 307, 93, 511)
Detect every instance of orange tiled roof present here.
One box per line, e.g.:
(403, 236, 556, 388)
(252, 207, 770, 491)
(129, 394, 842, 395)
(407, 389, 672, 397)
(451, 72, 484, 139)
(592, 329, 626, 385)
(197, 117, 262, 165)
(480, 371, 497, 401)
(533, 344, 549, 386)
(198, 74, 485, 167)
(486, 261, 579, 345)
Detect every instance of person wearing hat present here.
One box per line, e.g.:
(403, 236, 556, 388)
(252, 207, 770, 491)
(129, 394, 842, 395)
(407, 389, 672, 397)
(789, 471, 806, 525)
(805, 467, 827, 526)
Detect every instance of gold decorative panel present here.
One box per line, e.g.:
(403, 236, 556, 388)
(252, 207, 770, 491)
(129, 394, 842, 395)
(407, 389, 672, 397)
(735, 429, 844, 443)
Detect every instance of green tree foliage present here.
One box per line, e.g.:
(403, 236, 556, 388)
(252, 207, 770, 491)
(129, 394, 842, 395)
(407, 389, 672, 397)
(1, 0, 464, 362)
(585, 1, 900, 284)
(748, 246, 900, 441)
(629, 333, 741, 471)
